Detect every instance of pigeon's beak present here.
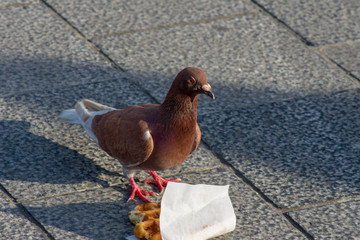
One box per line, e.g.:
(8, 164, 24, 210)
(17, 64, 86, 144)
(200, 84, 215, 100)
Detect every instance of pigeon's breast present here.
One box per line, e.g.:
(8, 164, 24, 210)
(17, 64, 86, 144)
(137, 121, 196, 171)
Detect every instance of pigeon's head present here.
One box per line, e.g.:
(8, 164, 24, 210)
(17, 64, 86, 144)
(173, 67, 215, 100)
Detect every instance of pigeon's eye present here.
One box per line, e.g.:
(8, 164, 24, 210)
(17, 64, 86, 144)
(187, 77, 196, 84)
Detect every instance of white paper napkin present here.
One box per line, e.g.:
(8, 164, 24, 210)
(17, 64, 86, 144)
(160, 182, 236, 240)
(126, 182, 236, 240)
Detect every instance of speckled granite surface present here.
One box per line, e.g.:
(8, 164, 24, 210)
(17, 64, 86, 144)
(1, 0, 360, 239)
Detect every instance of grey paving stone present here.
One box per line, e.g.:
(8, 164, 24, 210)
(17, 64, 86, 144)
(93, 13, 358, 113)
(289, 201, 360, 239)
(22, 168, 305, 240)
(198, 88, 360, 208)
(254, 0, 360, 46)
(0, 0, 36, 7)
(0, 191, 45, 239)
(0, 3, 118, 97)
(0, 75, 220, 201)
(321, 41, 360, 81)
(0, 118, 106, 202)
(22, 188, 133, 240)
(45, 0, 255, 38)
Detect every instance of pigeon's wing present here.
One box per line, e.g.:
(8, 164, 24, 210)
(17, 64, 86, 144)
(190, 123, 201, 154)
(92, 106, 156, 168)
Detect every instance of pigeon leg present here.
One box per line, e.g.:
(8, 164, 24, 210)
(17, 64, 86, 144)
(143, 171, 180, 193)
(128, 177, 156, 202)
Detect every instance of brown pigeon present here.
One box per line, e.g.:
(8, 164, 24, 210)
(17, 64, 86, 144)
(60, 67, 214, 202)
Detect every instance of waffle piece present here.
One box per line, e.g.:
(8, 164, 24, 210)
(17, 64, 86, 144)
(128, 202, 162, 240)
(134, 218, 161, 240)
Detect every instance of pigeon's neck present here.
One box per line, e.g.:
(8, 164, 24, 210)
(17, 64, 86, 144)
(160, 92, 198, 121)
(149, 92, 198, 146)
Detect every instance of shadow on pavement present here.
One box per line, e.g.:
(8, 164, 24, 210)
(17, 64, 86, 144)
(0, 197, 134, 239)
(0, 120, 121, 186)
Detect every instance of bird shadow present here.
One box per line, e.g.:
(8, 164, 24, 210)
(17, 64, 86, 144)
(0, 120, 121, 187)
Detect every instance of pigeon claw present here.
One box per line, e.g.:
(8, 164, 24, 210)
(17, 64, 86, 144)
(143, 171, 181, 193)
(128, 177, 156, 203)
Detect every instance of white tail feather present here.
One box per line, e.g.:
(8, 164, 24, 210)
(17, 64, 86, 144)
(59, 109, 81, 124)
(59, 99, 116, 143)
(82, 99, 114, 111)
(75, 101, 91, 122)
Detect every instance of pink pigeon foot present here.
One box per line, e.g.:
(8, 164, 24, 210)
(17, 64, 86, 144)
(128, 177, 156, 202)
(143, 171, 181, 193)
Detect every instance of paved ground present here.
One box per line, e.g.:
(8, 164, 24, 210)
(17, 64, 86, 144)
(1, 0, 360, 239)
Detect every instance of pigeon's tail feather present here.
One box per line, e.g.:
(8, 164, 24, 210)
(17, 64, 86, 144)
(59, 101, 91, 124)
(59, 109, 81, 124)
(60, 99, 116, 143)
(81, 99, 115, 111)
(75, 101, 91, 123)
(59, 99, 115, 124)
